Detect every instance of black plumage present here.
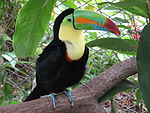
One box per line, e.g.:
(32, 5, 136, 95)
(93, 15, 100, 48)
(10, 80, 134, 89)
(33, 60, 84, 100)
(25, 8, 89, 101)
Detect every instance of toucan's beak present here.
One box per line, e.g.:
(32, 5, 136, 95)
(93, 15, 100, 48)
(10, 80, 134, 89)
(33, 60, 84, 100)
(73, 10, 120, 36)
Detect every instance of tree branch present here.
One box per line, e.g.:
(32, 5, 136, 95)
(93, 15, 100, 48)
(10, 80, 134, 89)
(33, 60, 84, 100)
(0, 57, 137, 113)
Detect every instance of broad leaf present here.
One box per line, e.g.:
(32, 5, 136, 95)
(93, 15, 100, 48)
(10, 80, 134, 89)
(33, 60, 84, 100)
(86, 38, 137, 55)
(13, 0, 57, 57)
(99, 79, 138, 103)
(137, 23, 150, 112)
(98, 0, 147, 17)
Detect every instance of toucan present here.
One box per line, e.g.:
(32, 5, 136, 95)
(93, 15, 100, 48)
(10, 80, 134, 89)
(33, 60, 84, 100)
(24, 8, 120, 108)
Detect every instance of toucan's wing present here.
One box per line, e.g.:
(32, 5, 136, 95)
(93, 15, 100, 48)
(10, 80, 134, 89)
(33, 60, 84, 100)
(35, 40, 66, 86)
(25, 40, 66, 101)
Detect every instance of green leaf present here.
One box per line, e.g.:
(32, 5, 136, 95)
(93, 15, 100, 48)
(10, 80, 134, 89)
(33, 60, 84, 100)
(63, 1, 78, 8)
(0, 84, 13, 106)
(0, 34, 5, 55)
(2, 52, 18, 67)
(118, 25, 131, 30)
(135, 89, 142, 104)
(113, 17, 129, 23)
(4, 84, 13, 102)
(86, 38, 137, 55)
(137, 23, 150, 112)
(0, 0, 3, 6)
(0, 67, 6, 83)
(110, 99, 117, 113)
(4, 84, 12, 96)
(84, 6, 95, 11)
(13, 0, 57, 57)
(10, 101, 20, 105)
(102, 4, 120, 11)
(99, 79, 138, 103)
(3, 34, 12, 41)
(0, 96, 4, 105)
(98, 0, 147, 17)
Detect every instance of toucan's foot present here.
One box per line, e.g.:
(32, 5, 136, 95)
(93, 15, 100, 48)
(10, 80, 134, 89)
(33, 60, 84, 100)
(64, 90, 74, 107)
(41, 94, 57, 109)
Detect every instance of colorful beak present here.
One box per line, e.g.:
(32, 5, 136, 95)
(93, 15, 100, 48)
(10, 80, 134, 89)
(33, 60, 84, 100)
(73, 10, 120, 36)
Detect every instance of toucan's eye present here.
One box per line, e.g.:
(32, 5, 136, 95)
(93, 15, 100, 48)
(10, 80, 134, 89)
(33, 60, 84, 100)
(67, 18, 72, 22)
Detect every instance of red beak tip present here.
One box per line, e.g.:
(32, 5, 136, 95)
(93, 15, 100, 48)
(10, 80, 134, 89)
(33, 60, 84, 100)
(105, 18, 121, 36)
(112, 30, 121, 36)
(116, 32, 121, 36)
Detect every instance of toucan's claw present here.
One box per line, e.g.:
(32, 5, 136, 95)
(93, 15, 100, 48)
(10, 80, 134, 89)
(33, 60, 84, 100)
(41, 91, 74, 109)
(41, 94, 57, 109)
(64, 90, 74, 107)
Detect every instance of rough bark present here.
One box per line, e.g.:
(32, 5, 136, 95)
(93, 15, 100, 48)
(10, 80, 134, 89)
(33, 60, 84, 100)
(0, 57, 137, 113)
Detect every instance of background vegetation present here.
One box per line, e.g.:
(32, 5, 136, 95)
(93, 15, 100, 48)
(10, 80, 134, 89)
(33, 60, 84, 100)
(0, 0, 149, 112)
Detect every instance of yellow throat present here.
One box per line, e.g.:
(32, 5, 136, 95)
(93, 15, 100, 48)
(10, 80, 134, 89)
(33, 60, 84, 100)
(59, 25, 85, 60)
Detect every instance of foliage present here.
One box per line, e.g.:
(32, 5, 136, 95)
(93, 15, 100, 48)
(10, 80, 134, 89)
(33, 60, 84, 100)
(13, 0, 57, 57)
(137, 23, 150, 112)
(0, 84, 13, 105)
(86, 38, 137, 55)
(98, 0, 148, 17)
(0, 0, 31, 105)
(110, 99, 117, 113)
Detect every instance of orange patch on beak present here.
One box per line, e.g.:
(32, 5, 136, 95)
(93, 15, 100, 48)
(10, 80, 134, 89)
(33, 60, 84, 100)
(76, 17, 103, 26)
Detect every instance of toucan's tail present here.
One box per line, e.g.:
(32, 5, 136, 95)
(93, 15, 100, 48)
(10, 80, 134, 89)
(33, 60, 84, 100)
(24, 86, 42, 102)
